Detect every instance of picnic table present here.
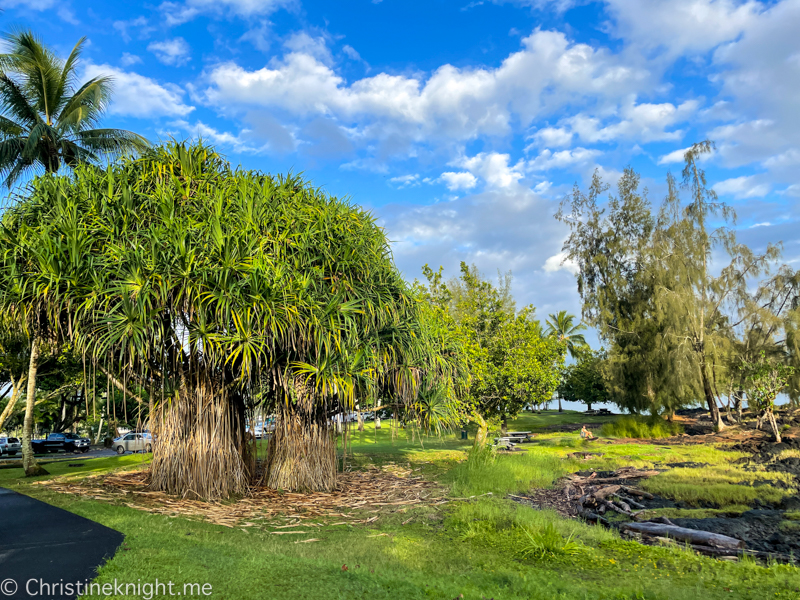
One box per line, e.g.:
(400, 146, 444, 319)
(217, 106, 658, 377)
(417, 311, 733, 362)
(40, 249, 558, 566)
(493, 431, 532, 449)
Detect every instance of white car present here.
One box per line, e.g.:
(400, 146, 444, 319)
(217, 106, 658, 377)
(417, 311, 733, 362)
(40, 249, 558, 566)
(113, 432, 154, 454)
(0, 436, 21, 456)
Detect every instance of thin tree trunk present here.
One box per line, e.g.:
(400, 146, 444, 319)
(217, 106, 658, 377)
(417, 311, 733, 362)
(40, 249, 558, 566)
(473, 412, 488, 448)
(501, 415, 508, 436)
(357, 409, 364, 432)
(558, 395, 563, 412)
(22, 335, 48, 476)
(0, 374, 25, 431)
(766, 410, 781, 443)
(699, 358, 724, 431)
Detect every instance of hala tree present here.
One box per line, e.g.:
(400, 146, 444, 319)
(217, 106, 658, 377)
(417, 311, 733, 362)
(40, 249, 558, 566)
(0, 141, 468, 497)
(0, 30, 149, 188)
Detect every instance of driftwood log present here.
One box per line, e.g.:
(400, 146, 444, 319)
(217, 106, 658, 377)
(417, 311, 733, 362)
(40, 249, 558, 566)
(619, 522, 744, 549)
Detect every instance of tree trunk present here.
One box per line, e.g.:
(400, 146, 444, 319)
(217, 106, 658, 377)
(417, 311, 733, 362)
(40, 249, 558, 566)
(501, 415, 508, 436)
(375, 416, 381, 429)
(265, 400, 336, 492)
(0, 374, 25, 431)
(149, 382, 250, 500)
(733, 390, 743, 424)
(473, 412, 488, 448)
(356, 410, 364, 432)
(558, 395, 563, 412)
(22, 336, 48, 476)
(699, 360, 724, 431)
(766, 410, 781, 443)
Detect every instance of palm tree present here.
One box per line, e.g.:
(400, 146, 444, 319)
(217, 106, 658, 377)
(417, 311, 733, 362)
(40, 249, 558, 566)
(545, 310, 589, 412)
(0, 30, 149, 187)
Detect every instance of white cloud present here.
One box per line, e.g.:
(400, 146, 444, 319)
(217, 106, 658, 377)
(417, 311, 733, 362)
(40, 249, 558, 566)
(389, 174, 421, 188)
(708, 0, 800, 178)
(528, 147, 602, 171)
(657, 146, 692, 165)
(565, 100, 698, 144)
(120, 53, 142, 67)
(749, 222, 771, 228)
(378, 186, 580, 318)
(543, 251, 578, 275)
(713, 175, 770, 199)
(113, 17, 153, 43)
(604, 0, 764, 56)
(438, 172, 478, 191)
(84, 64, 194, 118)
(148, 38, 192, 66)
(456, 152, 526, 189)
(201, 29, 651, 152)
(159, 0, 293, 25)
(528, 126, 573, 149)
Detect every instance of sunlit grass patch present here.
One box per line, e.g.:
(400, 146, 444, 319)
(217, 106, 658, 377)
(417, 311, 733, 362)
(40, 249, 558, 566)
(447, 446, 566, 497)
(600, 415, 684, 439)
(637, 506, 752, 520)
(641, 466, 796, 507)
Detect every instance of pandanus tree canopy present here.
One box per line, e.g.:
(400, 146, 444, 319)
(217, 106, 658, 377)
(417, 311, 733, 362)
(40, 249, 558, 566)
(0, 141, 467, 426)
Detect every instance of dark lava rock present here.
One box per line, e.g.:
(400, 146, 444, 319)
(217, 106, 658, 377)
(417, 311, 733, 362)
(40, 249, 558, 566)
(778, 495, 800, 511)
(672, 511, 800, 554)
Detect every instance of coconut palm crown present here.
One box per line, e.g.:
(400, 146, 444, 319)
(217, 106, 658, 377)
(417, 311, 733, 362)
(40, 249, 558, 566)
(545, 310, 588, 359)
(0, 30, 149, 187)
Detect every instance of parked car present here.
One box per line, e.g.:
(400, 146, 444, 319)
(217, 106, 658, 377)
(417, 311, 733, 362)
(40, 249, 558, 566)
(113, 432, 153, 454)
(0, 436, 21, 456)
(31, 432, 91, 454)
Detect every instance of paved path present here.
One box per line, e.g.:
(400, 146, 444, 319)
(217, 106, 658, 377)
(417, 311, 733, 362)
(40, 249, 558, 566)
(0, 488, 123, 599)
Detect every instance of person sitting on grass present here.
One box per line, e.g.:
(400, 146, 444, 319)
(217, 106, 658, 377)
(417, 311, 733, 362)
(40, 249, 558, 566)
(580, 425, 594, 440)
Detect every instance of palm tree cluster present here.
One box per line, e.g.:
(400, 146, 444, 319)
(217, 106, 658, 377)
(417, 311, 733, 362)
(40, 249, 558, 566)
(0, 30, 148, 188)
(0, 141, 468, 498)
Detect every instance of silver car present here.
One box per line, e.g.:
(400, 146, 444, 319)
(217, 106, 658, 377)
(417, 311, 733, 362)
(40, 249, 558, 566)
(0, 436, 21, 456)
(113, 432, 153, 454)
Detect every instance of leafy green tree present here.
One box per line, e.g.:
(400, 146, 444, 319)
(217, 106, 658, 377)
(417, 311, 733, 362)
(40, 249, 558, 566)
(740, 352, 794, 442)
(421, 263, 565, 442)
(558, 348, 609, 411)
(0, 30, 149, 187)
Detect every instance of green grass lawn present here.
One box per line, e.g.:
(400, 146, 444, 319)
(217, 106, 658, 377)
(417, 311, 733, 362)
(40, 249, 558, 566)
(2, 413, 799, 599)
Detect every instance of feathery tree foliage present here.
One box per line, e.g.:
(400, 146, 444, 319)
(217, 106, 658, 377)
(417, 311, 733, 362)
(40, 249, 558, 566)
(557, 142, 797, 427)
(0, 141, 468, 497)
(0, 30, 149, 188)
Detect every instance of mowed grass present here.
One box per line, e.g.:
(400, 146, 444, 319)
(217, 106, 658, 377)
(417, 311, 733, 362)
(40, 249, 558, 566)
(1, 412, 799, 599)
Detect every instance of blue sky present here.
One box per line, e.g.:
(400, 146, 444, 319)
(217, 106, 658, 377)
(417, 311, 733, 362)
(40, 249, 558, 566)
(2, 0, 799, 337)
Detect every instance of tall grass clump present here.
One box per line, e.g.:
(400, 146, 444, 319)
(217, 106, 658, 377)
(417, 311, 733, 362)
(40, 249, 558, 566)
(449, 445, 565, 497)
(600, 415, 683, 439)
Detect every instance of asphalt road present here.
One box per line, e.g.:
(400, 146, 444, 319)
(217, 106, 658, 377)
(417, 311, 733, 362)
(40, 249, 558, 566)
(0, 487, 123, 599)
